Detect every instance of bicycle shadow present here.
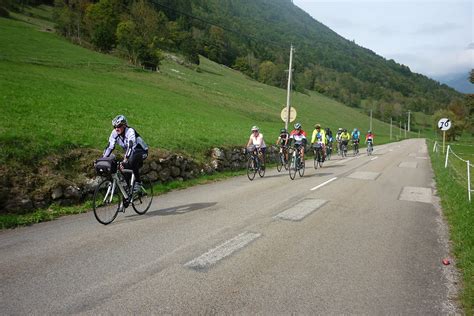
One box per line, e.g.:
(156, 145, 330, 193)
(311, 172, 333, 177)
(143, 202, 217, 217)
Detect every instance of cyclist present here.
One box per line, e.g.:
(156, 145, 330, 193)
(351, 128, 361, 154)
(335, 128, 343, 155)
(290, 122, 307, 160)
(103, 115, 148, 193)
(311, 124, 326, 160)
(339, 128, 351, 154)
(325, 127, 334, 158)
(276, 127, 289, 162)
(246, 125, 267, 168)
(365, 130, 375, 149)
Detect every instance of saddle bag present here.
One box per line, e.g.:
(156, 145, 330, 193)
(95, 156, 117, 176)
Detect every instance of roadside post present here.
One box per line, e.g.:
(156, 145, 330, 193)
(285, 45, 294, 131)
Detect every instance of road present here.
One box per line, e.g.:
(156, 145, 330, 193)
(0, 139, 459, 314)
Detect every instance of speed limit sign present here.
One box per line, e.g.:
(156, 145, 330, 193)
(438, 118, 451, 131)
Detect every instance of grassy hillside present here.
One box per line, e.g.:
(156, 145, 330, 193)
(0, 14, 418, 166)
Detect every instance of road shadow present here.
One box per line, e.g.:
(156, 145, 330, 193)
(123, 202, 218, 221)
(311, 172, 333, 177)
(317, 164, 344, 168)
(149, 202, 217, 216)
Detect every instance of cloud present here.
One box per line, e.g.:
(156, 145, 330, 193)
(467, 43, 474, 50)
(413, 22, 463, 35)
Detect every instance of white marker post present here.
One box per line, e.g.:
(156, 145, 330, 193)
(438, 118, 451, 154)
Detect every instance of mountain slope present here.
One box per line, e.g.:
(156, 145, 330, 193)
(0, 13, 412, 166)
(435, 72, 474, 94)
(188, 0, 461, 114)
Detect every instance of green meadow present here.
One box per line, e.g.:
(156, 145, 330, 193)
(0, 13, 419, 166)
(429, 138, 474, 314)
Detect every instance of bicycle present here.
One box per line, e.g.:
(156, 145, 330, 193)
(313, 142, 324, 169)
(93, 156, 153, 225)
(276, 145, 289, 172)
(352, 139, 359, 156)
(340, 140, 348, 158)
(326, 141, 332, 160)
(289, 143, 305, 180)
(367, 140, 374, 156)
(246, 146, 265, 180)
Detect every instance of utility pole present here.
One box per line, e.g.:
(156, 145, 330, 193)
(390, 117, 392, 140)
(404, 123, 407, 138)
(285, 44, 294, 131)
(407, 110, 411, 132)
(369, 109, 372, 131)
(399, 121, 402, 138)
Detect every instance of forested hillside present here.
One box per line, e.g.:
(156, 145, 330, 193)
(2, 0, 466, 125)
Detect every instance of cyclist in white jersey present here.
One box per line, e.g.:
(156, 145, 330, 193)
(103, 115, 148, 192)
(246, 125, 267, 168)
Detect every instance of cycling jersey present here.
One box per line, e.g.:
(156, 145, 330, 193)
(103, 126, 148, 159)
(290, 129, 307, 145)
(351, 130, 360, 140)
(248, 132, 266, 148)
(311, 128, 326, 144)
(366, 133, 374, 142)
(340, 132, 351, 141)
(277, 132, 289, 146)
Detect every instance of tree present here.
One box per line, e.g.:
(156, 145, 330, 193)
(116, 0, 164, 69)
(85, 0, 120, 52)
(53, 0, 90, 42)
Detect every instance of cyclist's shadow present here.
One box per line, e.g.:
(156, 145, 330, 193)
(130, 202, 217, 218)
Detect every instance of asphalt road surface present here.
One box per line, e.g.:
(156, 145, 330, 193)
(0, 139, 459, 314)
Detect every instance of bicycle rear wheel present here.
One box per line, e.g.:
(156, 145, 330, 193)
(247, 157, 257, 181)
(132, 178, 154, 215)
(93, 179, 120, 225)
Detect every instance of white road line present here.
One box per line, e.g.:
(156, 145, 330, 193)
(370, 157, 378, 161)
(184, 232, 261, 269)
(274, 199, 327, 221)
(310, 177, 337, 191)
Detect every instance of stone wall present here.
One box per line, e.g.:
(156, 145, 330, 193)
(2, 146, 282, 214)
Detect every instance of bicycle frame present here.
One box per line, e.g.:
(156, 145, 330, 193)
(104, 169, 135, 205)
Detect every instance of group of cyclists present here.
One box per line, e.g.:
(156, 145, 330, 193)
(102, 114, 375, 188)
(246, 122, 375, 169)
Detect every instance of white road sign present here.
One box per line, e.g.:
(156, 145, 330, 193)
(281, 107, 297, 123)
(438, 118, 451, 131)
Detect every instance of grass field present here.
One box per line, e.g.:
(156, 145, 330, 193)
(0, 11, 421, 167)
(428, 136, 474, 314)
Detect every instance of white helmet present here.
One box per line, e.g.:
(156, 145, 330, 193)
(251, 125, 259, 132)
(112, 115, 127, 127)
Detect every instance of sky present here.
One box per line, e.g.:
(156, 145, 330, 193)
(292, 0, 473, 80)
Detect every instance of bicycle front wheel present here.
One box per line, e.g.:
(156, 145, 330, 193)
(132, 178, 154, 215)
(247, 157, 257, 181)
(277, 153, 283, 172)
(258, 160, 265, 178)
(93, 179, 121, 225)
(298, 159, 305, 177)
(289, 155, 297, 180)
